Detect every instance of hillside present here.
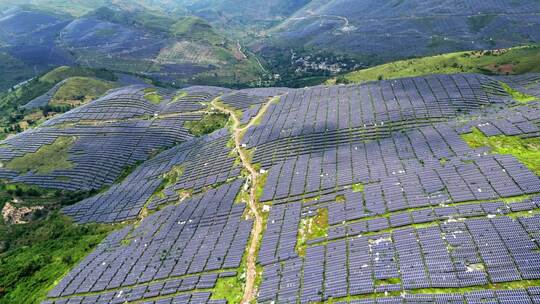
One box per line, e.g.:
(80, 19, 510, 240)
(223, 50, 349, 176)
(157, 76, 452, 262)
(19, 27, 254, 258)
(0, 66, 121, 139)
(1, 1, 540, 304)
(254, 0, 540, 81)
(1, 72, 540, 302)
(3, 0, 540, 89)
(0, 5, 264, 91)
(333, 45, 540, 84)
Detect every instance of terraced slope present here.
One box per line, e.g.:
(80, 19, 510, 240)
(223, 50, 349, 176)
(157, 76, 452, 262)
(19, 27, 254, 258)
(12, 73, 537, 304)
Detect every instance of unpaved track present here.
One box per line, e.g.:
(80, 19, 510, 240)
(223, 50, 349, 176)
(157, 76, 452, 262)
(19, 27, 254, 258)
(212, 98, 275, 304)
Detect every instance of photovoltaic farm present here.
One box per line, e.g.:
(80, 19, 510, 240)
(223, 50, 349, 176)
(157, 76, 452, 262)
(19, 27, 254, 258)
(3, 72, 540, 303)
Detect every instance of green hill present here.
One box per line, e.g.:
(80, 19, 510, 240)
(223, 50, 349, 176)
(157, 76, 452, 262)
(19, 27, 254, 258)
(50, 77, 117, 106)
(170, 16, 224, 45)
(0, 67, 117, 139)
(332, 45, 540, 84)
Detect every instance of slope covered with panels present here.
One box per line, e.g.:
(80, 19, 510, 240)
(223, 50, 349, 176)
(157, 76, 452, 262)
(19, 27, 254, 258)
(265, 0, 540, 63)
(0, 85, 223, 191)
(248, 76, 540, 303)
(30, 73, 540, 303)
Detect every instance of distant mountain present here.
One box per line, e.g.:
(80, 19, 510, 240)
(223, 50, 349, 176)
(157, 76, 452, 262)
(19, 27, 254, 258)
(0, 5, 264, 90)
(176, 0, 311, 23)
(256, 0, 540, 68)
(1, 0, 539, 89)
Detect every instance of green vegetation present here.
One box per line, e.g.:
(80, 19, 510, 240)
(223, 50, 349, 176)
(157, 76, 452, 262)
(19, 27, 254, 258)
(151, 165, 185, 201)
(91, 6, 175, 33)
(0, 52, 35, 92)
(0, 184, 97, 210)
(0, 66, 116, 139)
(171, 16, 223, 45)
(39, 66, 116, 84)
(254, 172, 268, 202)
(143, 88, 163, 104)
(114, 160, 144, 185)
(335, 45, 540, 84)
(351, 183, 364, 192)
(461, 128, 540, 175)
(162, 165, 184, 188)
(51, 77, 116, 106)
(211, 276, 244, 303)
(171, 91, 188, 102)
(5, 137, 76, 174)
(296, 208, 329, 256)
(0, 213, 116, 303)
(467, 15, 496, 33)
(0, 182, 109, 304)
(499, 82, 537, 103)
(184, 113, 229, 136)
(375, 278, 402, 286)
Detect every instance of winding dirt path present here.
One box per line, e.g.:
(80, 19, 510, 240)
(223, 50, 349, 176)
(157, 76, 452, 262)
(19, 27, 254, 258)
(211, 98, 275, 304)
(235, 40, 248, 60)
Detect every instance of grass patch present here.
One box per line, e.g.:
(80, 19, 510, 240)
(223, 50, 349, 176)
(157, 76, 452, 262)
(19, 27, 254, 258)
(375, 278, 402, 286)
(184, 113, 229, 137)
(163, 165, 185, 186)
(499, 81, 537, 103)
(254, 172, 268, 203)
(5, 137, 76, 174)
(336, 45, 540, 84)
(170, 16, 223, 45)
(39, 66, 116, 84)
(171, 91, 188, 102)
(114, 160, 144, 184)
(51, 77, 116, 106)
(234, 186, 250, 205)
(351, 183, 364, 192)
(461, 128, 540, 175)
(297, 208, 329, 256)
(211, 276, 244, 303)
(143, 88, 163, 105)
(152, 165, 184, 199)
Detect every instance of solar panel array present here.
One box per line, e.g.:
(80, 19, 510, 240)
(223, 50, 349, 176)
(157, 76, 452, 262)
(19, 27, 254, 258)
(21, 79, 69, 110)
(258, 212, 540, 303)
(220, 88, 289, 109)
(62, 128, 241, 223)
(243, 75, 540, 303)
(34, 73, 540, 303)
(496, 73, 540, 99)
(0, 85, 224, 192)
(45, 181, 251, 304)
